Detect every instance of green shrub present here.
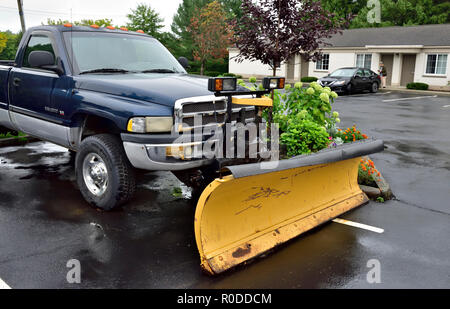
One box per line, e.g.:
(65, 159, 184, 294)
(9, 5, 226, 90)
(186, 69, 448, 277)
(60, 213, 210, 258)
(203, 71, 221, 77)
(278, 81, 339, 129)
(189, 71, 221, 76)
(300, 76, 318, 83)
(187, 58, 228, 75)
(273, 81, 341, 155)
(406, 82, 429, 90)
(216, 73, 243, 78)
(280, 118, 330, 156)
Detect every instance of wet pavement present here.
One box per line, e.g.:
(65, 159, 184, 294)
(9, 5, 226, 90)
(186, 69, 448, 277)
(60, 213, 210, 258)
(0, 92, 449, 288)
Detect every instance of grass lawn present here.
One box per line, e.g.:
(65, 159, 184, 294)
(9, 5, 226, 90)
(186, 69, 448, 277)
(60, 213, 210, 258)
(0, 132, 27, 141)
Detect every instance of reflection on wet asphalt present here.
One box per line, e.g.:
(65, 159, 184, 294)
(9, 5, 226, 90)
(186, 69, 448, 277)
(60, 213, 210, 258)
(0, 92, 449, 288)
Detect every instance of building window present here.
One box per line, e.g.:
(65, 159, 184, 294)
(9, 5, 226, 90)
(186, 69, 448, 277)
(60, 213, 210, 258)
(426, 54, 447, 75)
(315, 54, 329, 71)
(356, 54, 372, 69)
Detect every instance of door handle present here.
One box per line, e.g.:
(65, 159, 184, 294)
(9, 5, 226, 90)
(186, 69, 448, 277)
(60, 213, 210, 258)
(13, 77, 21, 87)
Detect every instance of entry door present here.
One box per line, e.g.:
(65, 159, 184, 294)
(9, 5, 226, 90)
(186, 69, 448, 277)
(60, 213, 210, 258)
(380, 54, 393, 86)
(401, 54, 416, 86)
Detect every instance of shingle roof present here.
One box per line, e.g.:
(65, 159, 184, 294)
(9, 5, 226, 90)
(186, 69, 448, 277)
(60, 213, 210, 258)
(323, 24, 450, 47)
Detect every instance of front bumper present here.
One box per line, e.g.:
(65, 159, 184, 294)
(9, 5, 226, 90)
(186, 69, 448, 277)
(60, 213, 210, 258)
(121, 133, 216, 171)
(319, 81, 347, 92)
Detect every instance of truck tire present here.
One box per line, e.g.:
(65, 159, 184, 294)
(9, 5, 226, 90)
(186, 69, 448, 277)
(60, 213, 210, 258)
(75, 134, 136, 210)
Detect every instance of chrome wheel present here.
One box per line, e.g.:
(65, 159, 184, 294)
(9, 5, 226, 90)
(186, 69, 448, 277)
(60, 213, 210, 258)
(82, 153, 109, 196)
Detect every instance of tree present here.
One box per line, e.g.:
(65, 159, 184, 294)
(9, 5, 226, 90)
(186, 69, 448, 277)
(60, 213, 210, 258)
(188, 1, 233, 75)
(349, 0, 449, 28)
(0, 31, 22, 60)
(171, 0, 212, 59)
(126, 4, 164, 39)
(319, 0, 367, 23)
(220, 0, 243, 20)
(45, 18, 113, 27)
(0, 33, 7, 55)
(319, 0, 449, 28)
(234, 0, 350, 77)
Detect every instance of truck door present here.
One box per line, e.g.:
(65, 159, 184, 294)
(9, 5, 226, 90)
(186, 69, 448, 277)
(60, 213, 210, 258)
(9, 31, 70, 147)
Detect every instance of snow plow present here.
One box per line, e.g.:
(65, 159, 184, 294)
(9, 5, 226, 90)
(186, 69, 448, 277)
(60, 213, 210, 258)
(193, 77, 384, 274)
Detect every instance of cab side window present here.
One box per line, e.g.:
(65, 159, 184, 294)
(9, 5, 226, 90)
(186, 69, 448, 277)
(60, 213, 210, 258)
(356, 69, 364, 77)
(363, 69, 371, 77)
(22, 35, 56, 68)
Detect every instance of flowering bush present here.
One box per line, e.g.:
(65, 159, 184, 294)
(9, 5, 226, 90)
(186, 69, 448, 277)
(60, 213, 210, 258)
(240, 77, 371, 157)
(358, 158, 381, 186)
(273, 81, 341, 155)
(336, 126, 368, 143)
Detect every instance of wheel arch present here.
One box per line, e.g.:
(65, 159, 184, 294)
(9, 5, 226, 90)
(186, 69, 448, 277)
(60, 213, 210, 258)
(68, 112, 124, 150)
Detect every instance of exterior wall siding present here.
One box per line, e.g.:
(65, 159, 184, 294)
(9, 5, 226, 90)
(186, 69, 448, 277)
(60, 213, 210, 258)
(228, 48, 286, 78)
(414, 49, 450, 86)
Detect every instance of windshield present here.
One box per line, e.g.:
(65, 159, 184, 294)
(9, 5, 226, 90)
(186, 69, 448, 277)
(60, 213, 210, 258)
(63, 31, 186, 74)
(329, 68, 357, 77)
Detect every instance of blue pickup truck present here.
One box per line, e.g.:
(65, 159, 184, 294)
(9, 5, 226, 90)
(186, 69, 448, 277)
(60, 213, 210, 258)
(0, 25, 257, 210)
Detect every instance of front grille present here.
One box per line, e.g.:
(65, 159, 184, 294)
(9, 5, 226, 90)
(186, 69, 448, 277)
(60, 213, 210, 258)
(182, 101, 226, 114)
(174, 96, 256, 132)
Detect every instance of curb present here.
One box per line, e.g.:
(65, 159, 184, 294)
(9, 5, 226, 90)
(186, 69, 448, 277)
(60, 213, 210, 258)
(359, 185, 382, 199)
(379, 88, 450, 97)
(0, 136, 39, 147)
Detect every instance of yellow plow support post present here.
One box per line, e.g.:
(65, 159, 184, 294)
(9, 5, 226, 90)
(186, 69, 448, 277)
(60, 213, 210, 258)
(194, 141, 383, 274)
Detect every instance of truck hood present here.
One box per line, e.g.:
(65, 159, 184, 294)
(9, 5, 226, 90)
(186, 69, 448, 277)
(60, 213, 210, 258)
(74, 73, 213, 107)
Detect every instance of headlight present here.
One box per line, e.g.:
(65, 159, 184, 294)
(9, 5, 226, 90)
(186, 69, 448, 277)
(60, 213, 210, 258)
(127, 117, 173, 133)
(333, 80, 346, 86)
(208, 77, 237, 92)
(262, 77, 285, 90)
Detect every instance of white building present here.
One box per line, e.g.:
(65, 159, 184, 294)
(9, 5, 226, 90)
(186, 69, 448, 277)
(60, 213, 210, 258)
(229, 24, 450, 89)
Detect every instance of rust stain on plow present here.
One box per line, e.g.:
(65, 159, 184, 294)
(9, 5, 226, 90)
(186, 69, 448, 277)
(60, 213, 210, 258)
(232, 244, 252, 258)
(235, 203, 262, 216)
(243, 187, 291, 202)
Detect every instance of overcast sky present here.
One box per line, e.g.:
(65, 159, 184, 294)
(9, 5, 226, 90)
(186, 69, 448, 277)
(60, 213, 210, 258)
(0, 0, 183, 33)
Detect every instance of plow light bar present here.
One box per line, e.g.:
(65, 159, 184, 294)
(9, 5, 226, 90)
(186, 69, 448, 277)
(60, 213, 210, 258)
(208, 77, 237, 92)
(262, 77, 285, 90)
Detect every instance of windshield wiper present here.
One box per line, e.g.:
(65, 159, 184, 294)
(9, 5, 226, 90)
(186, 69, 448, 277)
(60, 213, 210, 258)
(140, 69, 178, 73)
(79, 68, 132, 75)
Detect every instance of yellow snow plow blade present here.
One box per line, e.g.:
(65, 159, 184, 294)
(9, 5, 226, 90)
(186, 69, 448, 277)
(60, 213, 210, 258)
(194, 139, 384, 275)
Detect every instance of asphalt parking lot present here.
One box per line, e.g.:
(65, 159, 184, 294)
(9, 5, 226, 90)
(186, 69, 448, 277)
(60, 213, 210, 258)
(0, 91, 449, 289)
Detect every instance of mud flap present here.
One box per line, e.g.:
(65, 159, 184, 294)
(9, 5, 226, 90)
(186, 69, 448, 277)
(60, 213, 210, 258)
(194, 139, 384, 274)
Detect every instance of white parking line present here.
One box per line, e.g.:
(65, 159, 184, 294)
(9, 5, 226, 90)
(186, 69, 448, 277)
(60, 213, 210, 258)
(332, 218, 384, 234)
(443, 105, 450, 108)
(383, 95, 437, 102)
(0, 278, 11, 289)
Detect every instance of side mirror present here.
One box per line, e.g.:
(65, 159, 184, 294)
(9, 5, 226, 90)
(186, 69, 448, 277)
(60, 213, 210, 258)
(354, 74, 361, 79)
(178, 57, 189, 70)
(28, 51, 63, 75)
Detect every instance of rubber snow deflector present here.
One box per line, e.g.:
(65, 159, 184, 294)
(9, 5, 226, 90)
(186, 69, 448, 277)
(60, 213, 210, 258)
(194, 139, 384, 274)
